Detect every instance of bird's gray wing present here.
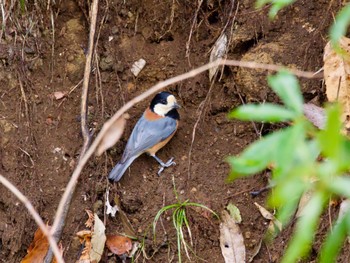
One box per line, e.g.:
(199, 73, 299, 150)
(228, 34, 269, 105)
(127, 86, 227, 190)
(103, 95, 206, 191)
(120, 114, 177, 162)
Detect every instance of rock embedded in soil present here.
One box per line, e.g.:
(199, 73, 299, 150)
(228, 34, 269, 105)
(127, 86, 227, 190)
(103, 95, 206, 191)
(63, 18, 86, 82)
(121, 196, 143, 213)
(66, 49, 85, 82)
(235, 34, 297, 102)
(100, 54, 115, 71)
(0, 120, 15, 146)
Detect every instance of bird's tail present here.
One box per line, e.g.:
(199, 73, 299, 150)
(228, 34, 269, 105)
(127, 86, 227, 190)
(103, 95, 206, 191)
(108, 156, 137, 182)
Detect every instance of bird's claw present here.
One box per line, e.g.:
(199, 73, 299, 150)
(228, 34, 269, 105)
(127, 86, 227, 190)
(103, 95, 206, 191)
(157, 157, 176, 176)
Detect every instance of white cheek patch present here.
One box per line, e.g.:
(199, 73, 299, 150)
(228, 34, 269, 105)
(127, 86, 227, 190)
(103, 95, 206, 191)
(154, 95, 178, 116)
(153, 104, 169, 116)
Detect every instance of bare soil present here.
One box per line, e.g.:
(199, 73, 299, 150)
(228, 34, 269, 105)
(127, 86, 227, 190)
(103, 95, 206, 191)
(0, 0, 346, 262)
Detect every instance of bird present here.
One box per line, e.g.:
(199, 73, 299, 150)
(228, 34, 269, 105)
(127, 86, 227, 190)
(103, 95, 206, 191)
(108, 91, 180, 182)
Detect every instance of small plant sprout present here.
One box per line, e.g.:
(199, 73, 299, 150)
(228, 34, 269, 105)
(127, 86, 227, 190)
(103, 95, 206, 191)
(152, 176, 218, 263)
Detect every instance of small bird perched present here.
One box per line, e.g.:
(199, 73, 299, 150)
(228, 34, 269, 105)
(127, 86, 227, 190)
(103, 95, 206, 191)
(108, 91, 180, 182)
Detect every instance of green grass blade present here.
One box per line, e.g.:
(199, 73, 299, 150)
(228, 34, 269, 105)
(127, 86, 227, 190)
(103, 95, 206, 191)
(186, 202, 219, 218)
(153, 204, 179, 240)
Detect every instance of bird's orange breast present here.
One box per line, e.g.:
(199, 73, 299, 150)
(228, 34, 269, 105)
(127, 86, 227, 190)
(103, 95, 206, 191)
(144, 107, 163, 121)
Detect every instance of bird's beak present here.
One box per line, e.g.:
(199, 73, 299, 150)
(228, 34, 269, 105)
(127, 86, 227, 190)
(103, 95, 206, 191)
(173, 102, 181, 109)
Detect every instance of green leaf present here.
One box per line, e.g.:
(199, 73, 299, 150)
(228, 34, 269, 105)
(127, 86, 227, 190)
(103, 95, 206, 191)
(269, 167, 307, 212)
(330, 4, 350, 47)
(317, 104, 343, 160)
(319, 211, 350, 263)
(268, 71, 303, 115)
(327, 176, 350, 199)
(227, 129, 286, 179)
(229, 103, 296, 122)
(282, 191, 326, 263)
(272, 122, 307, 170)
(226, 202, 242, 223)
(255, 0, 269, 8)
(255, 0, 296, 18)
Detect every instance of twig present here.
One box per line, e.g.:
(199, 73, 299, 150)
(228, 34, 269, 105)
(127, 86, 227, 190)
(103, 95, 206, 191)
(44, 0, 99, 262)
(19, 147, 35, 168)
(187, 80, 215, 180)
(80, 0, 98, 158)
(18, 75, 29, 121)
(185, 0, 203, 65)
(50, 8, 55, 83)
(0, 173, 64, 263)
(48, 58, 320, 261)
(68, 78, 84, 95)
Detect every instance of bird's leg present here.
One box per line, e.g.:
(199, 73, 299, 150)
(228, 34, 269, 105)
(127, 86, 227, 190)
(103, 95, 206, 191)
(151, 155, 176, 175)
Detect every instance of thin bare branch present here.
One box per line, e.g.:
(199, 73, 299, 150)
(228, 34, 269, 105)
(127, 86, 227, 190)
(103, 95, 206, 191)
(0, 174, 64, 263)
(44, 0, 99, 262)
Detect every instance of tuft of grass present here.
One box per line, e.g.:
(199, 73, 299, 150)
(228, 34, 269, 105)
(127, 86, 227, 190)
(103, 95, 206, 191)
(152, 176, 218, 263)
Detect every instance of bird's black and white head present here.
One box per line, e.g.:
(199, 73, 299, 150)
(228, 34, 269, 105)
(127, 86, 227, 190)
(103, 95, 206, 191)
(150, 91, 180, 119)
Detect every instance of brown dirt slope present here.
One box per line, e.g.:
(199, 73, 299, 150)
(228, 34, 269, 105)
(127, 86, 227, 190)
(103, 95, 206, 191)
(0, 0, 345, 262)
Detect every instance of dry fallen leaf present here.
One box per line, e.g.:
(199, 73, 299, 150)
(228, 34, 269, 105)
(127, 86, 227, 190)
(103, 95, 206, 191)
(303, 103, 326, 129)
(324, 37, 350, 129)
(254, 202, 274, 220)
(76, 230, 92, 263)
(114, 196, 137, 237)
(106, 235, 133, 256)
(296, 190, 313, 218)
(219, 210, 246, 263)
(22, 227, 49, 263)
(254, 202, 282, 242)
(85, 210, 94, 228)
(338, 199, 350, 218)
(209, 33, 227, 81)
(248, 239, 262, 263)
(96, 114, 128, 156)
(21, 226, 63, 263)
(90, 213, 106, 262)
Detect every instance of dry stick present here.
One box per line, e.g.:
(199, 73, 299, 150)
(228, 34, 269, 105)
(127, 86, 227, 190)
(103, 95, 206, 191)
(187, 80, 215, 180)
(185, 0, 203, 65)
(0, 174, 64, 263)
(44, 1, 99, 262)
(50, 8, 55, 83)
(46, 59, 320, 258)
(81, 0, 98, 158)
(18, 75, 29, 121)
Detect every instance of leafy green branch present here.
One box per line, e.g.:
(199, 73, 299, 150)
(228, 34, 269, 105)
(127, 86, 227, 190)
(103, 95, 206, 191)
(227, 71, 350, 262)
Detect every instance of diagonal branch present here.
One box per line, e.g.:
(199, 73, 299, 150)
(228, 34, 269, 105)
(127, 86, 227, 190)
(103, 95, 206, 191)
(0, 174, 64, 263)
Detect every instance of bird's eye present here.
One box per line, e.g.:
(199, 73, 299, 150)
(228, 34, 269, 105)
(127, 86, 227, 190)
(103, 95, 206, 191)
(161, 99, 167, 104)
